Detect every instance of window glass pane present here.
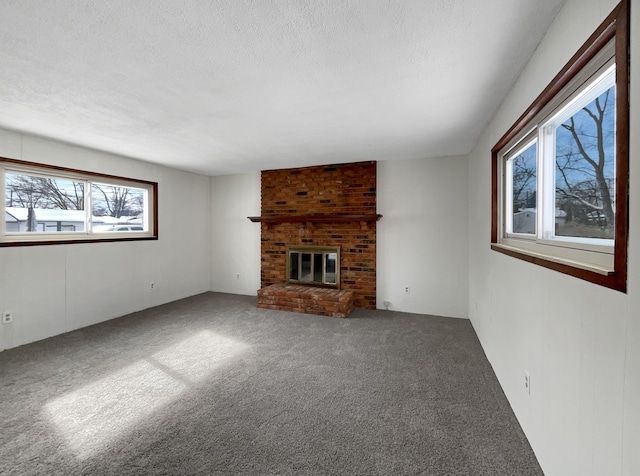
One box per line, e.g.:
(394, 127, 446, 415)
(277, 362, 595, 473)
(91, 183, 145, 232)
(325, 253, 337, 284)
(555, 86, 615, 239)
(5, 172, 85, 233)
(300, 253, 312, 281)
(509, 142, 537, 234)
(290, 252, 299, 280)
(313, 253, 323, 282)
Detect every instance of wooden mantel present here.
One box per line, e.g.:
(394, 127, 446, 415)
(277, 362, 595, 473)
(248, 214, 382, 224)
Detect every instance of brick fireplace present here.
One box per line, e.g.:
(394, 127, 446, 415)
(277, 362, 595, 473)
(250, 161, 379, 312)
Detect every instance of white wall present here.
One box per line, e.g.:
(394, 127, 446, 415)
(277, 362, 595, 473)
(377, 157, 468, 317)
(0, 129, 211, 351)
(209, 173, 261, 296)
(468, 0, 639, 475)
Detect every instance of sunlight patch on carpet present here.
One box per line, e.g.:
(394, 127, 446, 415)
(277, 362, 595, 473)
(43, 330, 248, 459)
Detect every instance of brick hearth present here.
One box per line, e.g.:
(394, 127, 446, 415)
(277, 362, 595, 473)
(257, 283, 355, 318)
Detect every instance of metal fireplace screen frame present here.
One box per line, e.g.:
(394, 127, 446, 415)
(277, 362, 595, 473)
(286, 245, 340, 288)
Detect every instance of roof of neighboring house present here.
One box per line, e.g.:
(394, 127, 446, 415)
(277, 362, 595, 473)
(513, 208, 567, 218)
(5, 207, 141, 224)
(6, 207, 86, 222)
(5, 211, 19, 222)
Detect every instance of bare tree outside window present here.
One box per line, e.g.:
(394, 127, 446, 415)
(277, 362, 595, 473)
(5, 173, 85, 232)
(2, 158, 156, 244)
(555, 86, 616, 239)
(91, 184, 144, 219)
(510, 142, 537, 234)
(4, 174, 146, 233)
(5, 174, 84, 211)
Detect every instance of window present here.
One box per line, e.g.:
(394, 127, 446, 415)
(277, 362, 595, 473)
(1, 157, 158, 246)
(491, 0, 629, 292)
(505, 135, 537, 235)
(286, 245, 340, 288)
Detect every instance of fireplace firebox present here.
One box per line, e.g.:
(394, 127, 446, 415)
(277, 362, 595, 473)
(286, 245, 340, 288)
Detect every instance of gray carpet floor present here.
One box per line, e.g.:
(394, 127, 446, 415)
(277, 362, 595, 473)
(0, 292, 542, 475)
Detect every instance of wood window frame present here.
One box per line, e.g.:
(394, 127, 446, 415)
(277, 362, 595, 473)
(490, 0, 629, 292)
(1, 157, 158, 247)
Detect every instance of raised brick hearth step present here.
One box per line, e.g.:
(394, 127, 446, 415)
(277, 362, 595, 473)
(257, 283, 355, 318)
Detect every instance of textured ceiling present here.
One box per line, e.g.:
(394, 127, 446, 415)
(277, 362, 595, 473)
(0, 0, 566, 176)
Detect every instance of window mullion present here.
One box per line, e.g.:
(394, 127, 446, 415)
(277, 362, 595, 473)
(86, 180, 92, 234)
(322, 253, 327, 284)
(0, 167, 6, 236)
(539, 125, 556, 240)
(143, 189, 149, 232)
(505, 158, 514, 235)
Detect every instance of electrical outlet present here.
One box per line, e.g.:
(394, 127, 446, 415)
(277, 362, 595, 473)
(524, 371, 531, 395)
(149, 282, 156, 292)
(403, 286, 410, 294)
(236, 273, 240, 280)
(2, 311, 13, 324)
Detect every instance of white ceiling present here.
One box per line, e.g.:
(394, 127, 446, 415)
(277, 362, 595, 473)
(0, 0, 566, 176)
